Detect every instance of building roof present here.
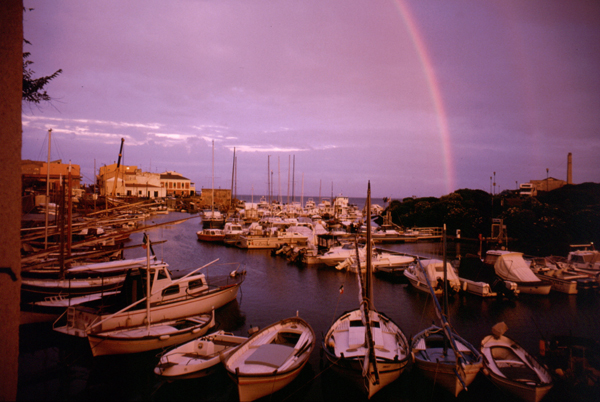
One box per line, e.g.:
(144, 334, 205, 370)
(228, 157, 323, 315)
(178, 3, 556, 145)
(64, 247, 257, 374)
(160, 172, 190, 181)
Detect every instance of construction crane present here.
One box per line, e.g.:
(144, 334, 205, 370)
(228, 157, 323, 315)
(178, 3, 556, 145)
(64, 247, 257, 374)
(111, 138, 125, 197)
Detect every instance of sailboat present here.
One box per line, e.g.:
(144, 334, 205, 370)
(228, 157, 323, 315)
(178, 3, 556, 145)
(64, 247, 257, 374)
(322, 182, 410, 399)
(200, 140, 225, 229)
(410, 225, 483, 396)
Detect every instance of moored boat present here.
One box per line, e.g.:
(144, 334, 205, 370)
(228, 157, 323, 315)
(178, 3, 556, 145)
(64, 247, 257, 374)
(411, 228, 483, 397)
(88, 311, 215, 356)
(224, 315, 315, 402)
(481, 322, 553, 402)
(54, 252, 245, 338)
(457, 254, 520, 298)
(196, 228, 226, 242)
(411, 324, 483, 396)
(154, 329, 249, 379)
(322, 182, 410, 399)
(485, 250, 552, 295)
(404, 259, 461, 295)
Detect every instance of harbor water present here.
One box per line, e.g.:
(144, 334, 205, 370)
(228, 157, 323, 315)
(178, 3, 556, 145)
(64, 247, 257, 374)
(18, 211, 600, 401)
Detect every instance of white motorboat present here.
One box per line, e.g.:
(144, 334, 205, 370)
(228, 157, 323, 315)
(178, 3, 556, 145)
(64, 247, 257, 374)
(485, 250, 552, 295)
(88, 312, 215, 357)
(404, 259, 461, 295)
(317, 242, 361, 266)
(481, 322, 553, 402)
(457, 254, 520, 298)
(322, 182, 410, 399)
(530, 258, 587, 294)
(335, 250, 413, 275)
(54, 236, 246, 338)
(154, 329, 248, 379)
(237, 227, 308, 249)
(224, 315, 315, 402)
(223, 222, 246, 246)
(562, 245, 600, 272)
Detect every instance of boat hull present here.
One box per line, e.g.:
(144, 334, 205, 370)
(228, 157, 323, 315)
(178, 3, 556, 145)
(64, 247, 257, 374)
(411, 326, 482, 397)
(154, 331, 248, 380)
(225, 316, 315, 402)
(55, 276, 243, 337)
(322, 309, 409, 399)
(513, 281, 552, 295)
(322, 349, 408, 399)
(237, 235, 307, 249)
(481, 333, 553, 402)
(88, 313, 214, 356)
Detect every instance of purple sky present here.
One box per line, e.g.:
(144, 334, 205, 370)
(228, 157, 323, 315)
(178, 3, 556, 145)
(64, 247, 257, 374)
(21, 1, 600, 199)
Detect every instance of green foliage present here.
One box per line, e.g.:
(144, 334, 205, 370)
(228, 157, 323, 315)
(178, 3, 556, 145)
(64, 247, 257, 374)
(384, 183, 600, 256)
(22, 51, 62, 104)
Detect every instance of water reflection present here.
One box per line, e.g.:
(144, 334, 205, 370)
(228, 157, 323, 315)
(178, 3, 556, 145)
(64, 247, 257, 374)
(18, 212, 600, 401)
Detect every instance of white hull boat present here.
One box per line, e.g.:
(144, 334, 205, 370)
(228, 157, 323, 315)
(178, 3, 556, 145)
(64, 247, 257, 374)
(224, 315, 315, 402)
(404, 259, 461, 295)
(322, 183, 410, 399)
(412, 325, 482, 396)
(485, 250, 552, 295)
(457, 254, 520, 298)
(317, 243, 361, 266)
(54, 257, 245, 337)
(481, 322, 553, 402)
(154, 330, 248, 379)
(237, 231, 308, 249)
(322, 309, 410, 399)
(88, 312, 215, 356)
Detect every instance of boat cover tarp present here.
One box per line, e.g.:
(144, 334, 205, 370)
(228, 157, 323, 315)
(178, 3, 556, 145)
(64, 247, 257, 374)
(422, 259, 461, 284)
(493, 253, 540, 282)
(246, 344, 294, 368)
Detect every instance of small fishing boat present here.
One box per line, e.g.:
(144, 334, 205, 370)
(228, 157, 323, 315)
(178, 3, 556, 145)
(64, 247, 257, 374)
(322, 183, 410, 399)
(481, 322, 554, 402)
(412, 324, 483, 396)
(411, 227, 483, 396)
(224, 315, 315, 402)
(196, 228, 226, 242)
(88, 311, 215, 357)
(154, 329, 249, 379)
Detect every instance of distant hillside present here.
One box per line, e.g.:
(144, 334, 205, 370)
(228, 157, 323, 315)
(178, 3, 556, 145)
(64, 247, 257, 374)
(386, 182, 600, 257)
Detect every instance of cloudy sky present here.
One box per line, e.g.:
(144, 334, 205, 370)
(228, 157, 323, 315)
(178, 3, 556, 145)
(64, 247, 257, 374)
(21, 1, 600, 199)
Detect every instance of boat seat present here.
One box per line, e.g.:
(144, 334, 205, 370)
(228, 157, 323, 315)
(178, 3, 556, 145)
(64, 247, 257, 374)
(491, 346, 520, 361)
(348, 326, 365, 348)
(497, 365, 540, 383)
(245, 344, 294, 368)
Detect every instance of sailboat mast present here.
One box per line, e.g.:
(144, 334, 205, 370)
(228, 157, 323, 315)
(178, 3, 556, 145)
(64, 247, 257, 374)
(365, 181, 373, 306)
(211, 140, 215, 213)
(443, 224, 449, 318)
(44, 129, 51, 250)
(231, 147, 236, 204)
(145, 233, 151, 332)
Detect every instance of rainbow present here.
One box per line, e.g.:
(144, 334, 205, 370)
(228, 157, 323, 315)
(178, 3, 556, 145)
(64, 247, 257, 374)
(394, 0, 455, 194)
